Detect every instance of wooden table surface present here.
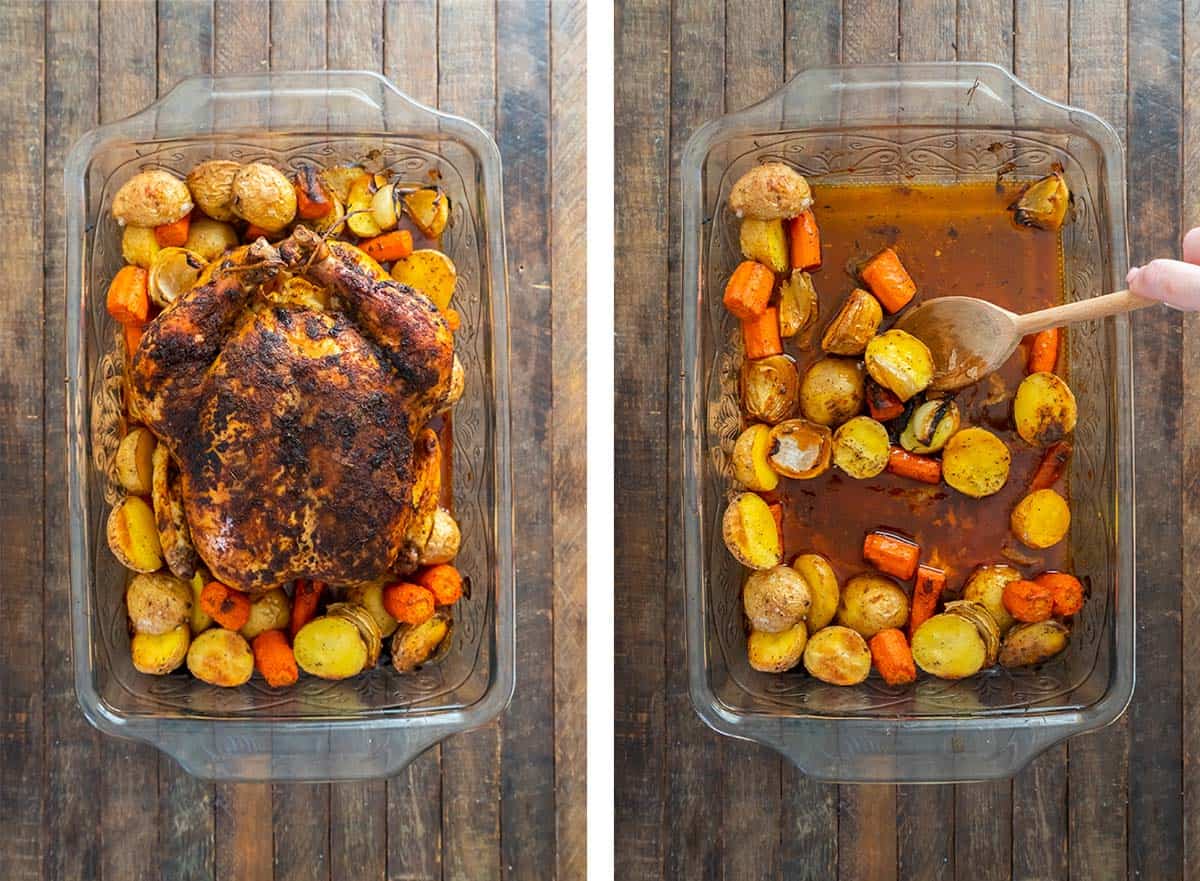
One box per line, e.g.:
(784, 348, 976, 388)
(616, 0, 1197, 878)
(0, 1, 584, 880)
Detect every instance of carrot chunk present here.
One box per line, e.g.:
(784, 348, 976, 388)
(382, 582, 436, 625)
(361, 229, 414, 263)
(887, 446, 942, 485)
(908, 564, 947, 638)
(723, 260, 776, 319)
(1027, 327, 1061, 374)
(252, 629, 300, 687)
(1002, 579, 1054, 623)
(444, 308, 462, 332)
(199, 581, 252, 631)
(869, 628, 917, 685)
(741, 307, 783, 359)
(123, 322, 146, 356)
(154, 211, 192, 247)
(1029, 440, 1072, 491)
(866, 380, 905, 422)
(1035, 571, 1085, 617)
(416, 564, 464, 606)
(106, 265, 150, 326)
(289, 579, 325, 638)
(294, 166, 333, 219)
(861, 247, 917, 313)
(863, 530, 920, 580)
(789, 210, 822, 270)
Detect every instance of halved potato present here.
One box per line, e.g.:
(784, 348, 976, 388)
(741, 354, 800, 425)
(419, 508, 462, 565)
(187, 628, 254, 687)
(186, 160, 241, 222)
(778, 270, 818, 338)
(148, 247, 207, 308)
(319, 164, 366, 204)
(293, 616, 368, 680)
(943, 599, 1001, 667)
(1013, 372, 1077, 446)
(391, 249, 458, 310)
(189, 570, 214, 634)
(722, 492, 782, 570)
(900, 399, 960, 454)
(392, 609, 453, 672)
(121, 225, 161, 268)
(231, 162, 297, 232)
(821, 288, 882, 356)
(112, 170, 193, 227)
(131, 624, 190, 675)
(911, 613, 987, 679)
(942, 427, 1011, 498)
(126, 572, 192, 635)
(799, 357, 865, 427)
(326, 602, 384, 668)
(999, 620, 1070, 668)
(345, 580, 400, 638)
(732, 424, 779, 492)
(803, 625, 871, 686)
(767, 418, 832, 479)
(962, 564, 1022, 633)
(184, 216, 239, 261)
(239, 588, 291, 641)
(836, 573, 909, 639)
(404, 186, 451, 238)
(729, 163, 812, 220)
(747, 623, 808, 673)
(1011, 171, 1070, 230)
(743, 565, 812, 633)
(107, 496, 164, 573)
(115, 426, 156, 495)
(739, 218, 789, 273)
(345, 172, 385, 238)
(1010, 489, 1070, 549)
(864, 329, 934, 401)
(793, 553, 839, 632)
(832, 416, 889, 479)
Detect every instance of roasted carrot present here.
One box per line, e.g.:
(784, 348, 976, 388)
(908, 564, 947, 638)
(123, 322, 145, 356)
(723, 260, 776, 319)
(887, 446, 942, 485)
(252, 629, 300, 687)
(154, 211, 192, 247)
(1035, 571, 1085, 617)
(289, 579, 325, 638)
(294, 166, 333, 219)
(416, 564, 464, 606)
(199, 581, 252, 631)
(1002, 579, 1054, 623)
(106, 265, 150, 326)
(863, 530, 920, 580)
(444, 308, 462, 332)
(869, 628, 917, 685)
(382, 582, 436, 625)
(860, 247, 917, 313)
(789, 210, 822, 270)
(1029, 440, 1071, 492)
(361, 229, 414, 263)
(1027, 327, 1060, 374)
(741, 307, 783, 359)
(768, 502, 784, 543)
(866, 380, 905, 422)
(243, 223, 274, 242)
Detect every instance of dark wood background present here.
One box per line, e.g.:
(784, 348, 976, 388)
(616, 0, 1197, 878)
(0, 1, 585, 879)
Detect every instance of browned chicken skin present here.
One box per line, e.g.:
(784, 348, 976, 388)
(129, 228, 454, 593)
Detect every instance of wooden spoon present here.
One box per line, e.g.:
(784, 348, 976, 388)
(893, 289, 1156, 391)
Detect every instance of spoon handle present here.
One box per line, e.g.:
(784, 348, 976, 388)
(1012, 289, 1159, 336)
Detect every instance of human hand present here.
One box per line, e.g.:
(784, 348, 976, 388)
(1126, 228, 1200, 310)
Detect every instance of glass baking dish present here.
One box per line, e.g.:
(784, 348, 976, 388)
(64, 71, 514, 781)
(680, 63, 1134, 783)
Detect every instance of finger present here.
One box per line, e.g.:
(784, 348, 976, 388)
(1127, 257, 1200, 310)
(1183, 227, 1200, 265)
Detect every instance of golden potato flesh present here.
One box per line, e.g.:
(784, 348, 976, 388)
(115, 426, 156, 495)
(832, 416, 889, 479)
(799, 357, 865, 427)
(836, 573, 909, 639)
(392, 610, 452, 672)
(112, 170, 193, 227)
(864, 329, 934, 402)
(1013, 372, 1077, 446)
(189, 570, 214, 634)
(231, 162, 298, 231)
(803, 625, 871, 686)
(821, 288, 882, 356)
(962, 564, 1022, 633)
(345, 581, 400, 638)
(1011, 489, 1071, 549)
(943, 599, 1001, 667)
(722, 492, 783, 570)
(743, 565, 812, 633)
(778, 271, 818, 338)
(747, 623, 808, 673)
(731, 424, 779, 492)
(293, 616, 369, 680)
(126, 572, 192, 635)
(1011, 171, 1070, 230)
(131, 624, 190, 675)
(999, 620, 1069, 668)
(107, 496, 164, 573)
(766, 418, 832, 480)
(186, 160, 241, 222)
(346, 173, 385, 238)
(900, 399, 960, 454)
(419, 508, 462, 565)
(742, 354, 800, 425)
(121, 225, 160, 268)
(739, 218, 789, 273)
(729, 163, 813, 220)
(911, 613, 986, 679)
(184, 217, 239, 261)
(391, 249, 458, 311)
(404, 186, 451, 238)
(942, 427, 1011, 498)
(187, 628, 254, 687)
(793, 553, 840, 633)
(239, 588, 292, 640)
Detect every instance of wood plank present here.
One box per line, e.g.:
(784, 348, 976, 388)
(899, 0, 954, 61)
(613, 0, 672, 877)
(1127, 1, 1185, 879)
(215, 785, 273, 881)
(42, 5, 102, 881)
(843, 0, 899, 65)
(955, 0, 1011, 63)
(437, 3, 501, 878)
(549, 0, 588, 879)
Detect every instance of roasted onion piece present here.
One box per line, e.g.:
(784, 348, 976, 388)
(1011, 170, 1070, 230)
(821, 288, 883, 356)
(767, 418, 832, 479)
(741, 354, 800, 425)
(943, 599, 1002, 667)
(778, 271, 818, 338)
(900, 398, 961, 454)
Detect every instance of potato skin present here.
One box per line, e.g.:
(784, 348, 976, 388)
(739, 218, 789, 273)
(131, 624, 190, 675)
(121, 225, 160, 268)
(747, 623, 808, 673)
(729, 163, 813, 220)
(1010, 489, 1071, 549)
(186, 628, 254, 687)
(231, 162, 297, 231)
(799, 357, 865, 427)
(999, 620, 1069, 668)
(731, 424, 780, 492)
(115, 426, 156, 495)
(864, 329, 934, 402)
(184, 216, 239, 261)
(836, 573, 909, 639)
(793, 553, 840, 632)
(186, 160, 241, 221)
(942, 427, 1011, 498)
(107, 496, 164, 573)
(911, 614, 987, 679)
(962, 564, 1021, 633)
(126, 572, 192, 635)
(803, 625, 871, 685)
(112, 170, 193, 227)
(293, 616, 368, 680)
(1013, 372, 1077, 446)
(345, 581, 400, 638)
(743, 565, 812, 633)
(239, 588, 292, 640)
(822, 288, 882, 356)
(722, 492, 783, 570)
(392, 610, 452, 672)
(418, 508, 462, 565)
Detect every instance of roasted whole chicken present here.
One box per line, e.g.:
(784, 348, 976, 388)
(129, 226, 454, 593)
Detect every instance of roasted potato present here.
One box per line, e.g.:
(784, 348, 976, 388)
(864, 329, 934, 401)
(747, 623, 808, 673)
(803, 625, 871, 685)
(240, 588, 292, 640)
(131, 624, 190, 675)
(942, 427, 1011, 498)
(722, 492, 783, 570)
(152, 442, 198, 579)
(187, 628, 254, 687)
(743, 565, 812, 633)
(107, 496, 164, 573)
(121, 225, 160, 268)
(231, 162, 298, 232)
(731, 423, 780, 492)
(1011, 171, 1070, 230)
(962, 564, 1022, 633)
(911, 613, 987, 679)
(293, 616, 369, 680)
(1013, 372, 1077, 446)
(345, 580, 400, 638)
(346, 172, 385, 238)
(821, 288, 882, 356)
(419, 508, 462, 565)
(739, 218, 789, 273)
(319, 164, 365, 204)
(189, 570, 214, 634)
(778, 270, 818, 338)
(148, 247, 207, 308)
(999, 620, 1070, 668)
(729, 163, 813, 220)
(1010, 488, 1071, 549)
(186, 160, 241, 222)
(391, 249, 458, 311)
(742, 354, 800, 425)
(112, 169, 193, 227)
(184, 216, 240, 261)
(943, 599, 1001, 667)
(766, 418, 832, 480)
(900, 398, 961, 454)
(404, 186, 451, 238)
(327, 602, 384, 668)
(836, 574, 909, 639)
(793, 553, 840, 632)
(799, 357, 865, 427)
(126, 572, 192, 635)
(115, 426, 156, 495)
(310, 192, 346, 235)
(832, 416, 890, 479)
(392, 609, 453, 672)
